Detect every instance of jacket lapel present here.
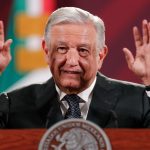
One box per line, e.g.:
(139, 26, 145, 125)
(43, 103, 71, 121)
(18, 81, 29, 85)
(36, 78, 63, 128)
(46, 96, 63, 128)
(87, 73, 121, 128)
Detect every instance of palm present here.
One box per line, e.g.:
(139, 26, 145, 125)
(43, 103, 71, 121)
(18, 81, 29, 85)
(123, 20, 150, 85)
(0, 21, 12, 73)
(0, 47, 11, 71)
(133, 44, 150, 75)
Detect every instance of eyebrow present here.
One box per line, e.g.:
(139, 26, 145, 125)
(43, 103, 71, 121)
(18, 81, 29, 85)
(56, 41, 68, 45)
(54, 41, 92, 50)
(78, 44, 90, 47)
(56, 41, 90, 46)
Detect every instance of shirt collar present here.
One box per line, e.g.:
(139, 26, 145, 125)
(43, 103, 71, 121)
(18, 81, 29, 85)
(55, 77, 97, 102)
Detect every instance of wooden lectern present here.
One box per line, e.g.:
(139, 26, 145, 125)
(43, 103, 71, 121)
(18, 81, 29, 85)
(0, 129, 149, 150)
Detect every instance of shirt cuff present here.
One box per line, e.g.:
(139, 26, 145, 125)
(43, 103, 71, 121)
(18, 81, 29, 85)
(146, 91, 150, 97)
(145, 85, 150, 97)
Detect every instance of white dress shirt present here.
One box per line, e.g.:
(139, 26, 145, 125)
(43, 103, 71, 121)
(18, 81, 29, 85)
(55, 77, 97, 119)
(146, 91, 150, 97)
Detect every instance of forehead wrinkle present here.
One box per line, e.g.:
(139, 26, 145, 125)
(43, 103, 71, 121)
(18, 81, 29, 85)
(53, 38, 92, 46)
(51, 23, 96, 37)
(52, 34, 91, 44)
(50, 24, 97, 48)
(51, 33, 90, 37)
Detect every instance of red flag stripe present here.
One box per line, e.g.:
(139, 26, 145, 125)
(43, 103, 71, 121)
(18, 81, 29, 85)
(43, 0, 56, 14)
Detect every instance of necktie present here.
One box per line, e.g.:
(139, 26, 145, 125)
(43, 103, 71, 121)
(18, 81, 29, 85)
(63, 94, 82, 119)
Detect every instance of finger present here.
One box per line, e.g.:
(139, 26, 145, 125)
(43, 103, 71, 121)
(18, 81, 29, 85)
(3, 39, 13, 52)
(0, 39, 12, 51)
(148, 22, 150, 43)
(133, 26, 142, 49)
(1, 39, 12, 62)
(0, 39, 12, 66)
(0, 40, 4, 49)
(123, 48, 134, 70)
(142, 19, 149, 44)
(0, 20, 4, 42)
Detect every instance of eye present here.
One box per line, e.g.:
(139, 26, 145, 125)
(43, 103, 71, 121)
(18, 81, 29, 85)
(78, 47, 89, 57)
(57, 46, 68, 54)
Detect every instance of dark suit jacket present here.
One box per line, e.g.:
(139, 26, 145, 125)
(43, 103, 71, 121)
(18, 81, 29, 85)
(1, 73, 150, 128)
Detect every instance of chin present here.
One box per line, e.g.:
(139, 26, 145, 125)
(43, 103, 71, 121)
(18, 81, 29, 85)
(61, 81, 81, 91)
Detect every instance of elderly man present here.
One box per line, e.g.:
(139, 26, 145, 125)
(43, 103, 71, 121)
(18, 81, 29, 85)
(0, 7, 150, 128)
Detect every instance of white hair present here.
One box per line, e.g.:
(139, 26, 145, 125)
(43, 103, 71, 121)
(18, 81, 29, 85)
(44, 7, 105, 52)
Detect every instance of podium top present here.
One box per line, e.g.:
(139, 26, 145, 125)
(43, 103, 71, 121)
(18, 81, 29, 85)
(0, 129, 150, 150)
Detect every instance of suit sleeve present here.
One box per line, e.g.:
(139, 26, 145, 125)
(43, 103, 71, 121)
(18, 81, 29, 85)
(143, 91, 150, 127)
(0, 93, 9, 128)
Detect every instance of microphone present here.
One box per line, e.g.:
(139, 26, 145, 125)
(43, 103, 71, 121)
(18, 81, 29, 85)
(0, 93, 9, 128)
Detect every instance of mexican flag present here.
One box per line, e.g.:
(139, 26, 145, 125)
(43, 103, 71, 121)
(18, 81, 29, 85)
(0, 0, 56, 92)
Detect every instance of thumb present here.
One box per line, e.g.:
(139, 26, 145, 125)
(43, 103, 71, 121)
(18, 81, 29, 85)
(123, 48, 134, 70)
(4, 39, 13, 51)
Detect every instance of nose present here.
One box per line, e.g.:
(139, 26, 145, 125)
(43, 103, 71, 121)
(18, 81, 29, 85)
(66, 48, 79, 66)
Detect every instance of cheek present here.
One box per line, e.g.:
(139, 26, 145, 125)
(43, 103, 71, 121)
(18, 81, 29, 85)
(49, 54, 66, 73)
(81, 57, 98, 71)
(81, 58, 98, 78)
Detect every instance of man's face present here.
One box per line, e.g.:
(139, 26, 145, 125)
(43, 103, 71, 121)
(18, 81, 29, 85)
(43, 23, 107, 93)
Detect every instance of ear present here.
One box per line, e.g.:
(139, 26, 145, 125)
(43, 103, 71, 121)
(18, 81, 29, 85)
(99, 45, 108, 60)
(42, 39, 49, 64)
(42, 39, 48, 54)
(98, 45, 108, 70)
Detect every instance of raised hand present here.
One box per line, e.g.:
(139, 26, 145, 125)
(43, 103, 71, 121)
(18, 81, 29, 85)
(0, 20, 12, 73)
(123, 20, 150, 85)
